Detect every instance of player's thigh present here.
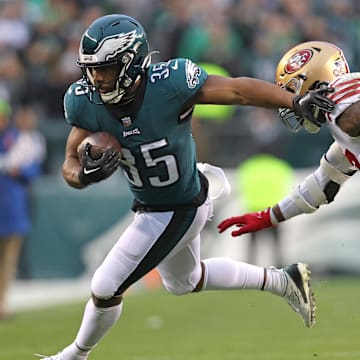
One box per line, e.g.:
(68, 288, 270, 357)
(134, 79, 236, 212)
(91, 211, 172, 298)
(157, 199, 212, 292)
(157, 232, 201, 291)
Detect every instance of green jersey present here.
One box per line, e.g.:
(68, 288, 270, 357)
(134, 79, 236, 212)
(64, 58, 209, 209)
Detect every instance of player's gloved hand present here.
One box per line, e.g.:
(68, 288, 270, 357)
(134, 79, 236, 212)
(78, 143, 122, 186)
(217, 208, 274, 237)
(293, 85, 335, 127)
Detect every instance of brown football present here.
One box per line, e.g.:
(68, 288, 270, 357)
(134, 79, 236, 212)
(77, 132, 122, 160)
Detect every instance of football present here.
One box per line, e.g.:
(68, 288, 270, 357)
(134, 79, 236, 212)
(77, 131, 122, 160)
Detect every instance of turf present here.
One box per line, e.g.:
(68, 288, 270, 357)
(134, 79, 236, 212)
(1, 277, 360, 360)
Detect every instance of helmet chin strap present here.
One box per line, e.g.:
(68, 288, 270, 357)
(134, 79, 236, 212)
(100, 81, 126, 104)
(88, 50, 158, 104)
(101, 75, 143, 104)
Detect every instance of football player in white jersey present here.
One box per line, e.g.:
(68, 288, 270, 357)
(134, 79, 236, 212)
(218, 41, 359, 240)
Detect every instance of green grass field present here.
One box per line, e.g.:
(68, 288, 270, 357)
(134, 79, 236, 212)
(1, 277, 360, 360)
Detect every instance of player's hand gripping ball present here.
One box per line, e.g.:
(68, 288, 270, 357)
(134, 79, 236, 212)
(77, 132, 123, 186)
(77, 131, 122, 159)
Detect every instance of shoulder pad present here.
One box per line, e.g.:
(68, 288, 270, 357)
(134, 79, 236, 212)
(149, 58, 207, 99)
(63, 80, 88, 126)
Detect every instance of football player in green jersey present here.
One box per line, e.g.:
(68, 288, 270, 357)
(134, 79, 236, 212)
(37, 14, 334, 360)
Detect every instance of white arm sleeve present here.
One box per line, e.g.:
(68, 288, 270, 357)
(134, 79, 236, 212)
(278, 142, 355, 220)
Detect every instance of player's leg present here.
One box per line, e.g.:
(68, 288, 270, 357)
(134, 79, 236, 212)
(157, 200, 315, 327)
(158, 239, 286, 297)
(200, 258, 315, 326)
(0, 234, 22, 319)
(37, 209, 203, 359)
(157, 199, 288, 295)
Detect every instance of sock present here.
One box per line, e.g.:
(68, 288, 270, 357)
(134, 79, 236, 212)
(202, 258, 264, 290)
(202, 258, 287, 296)
(60, 343, 90, 360)
(262, 267, 288, 296)
(61, 298, 123, 359)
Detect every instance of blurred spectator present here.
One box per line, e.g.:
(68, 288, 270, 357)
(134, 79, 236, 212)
(0, 0, 30, 51)
(321, 0, 358, 67)
(150, 0, 194, 60)
(176, 2, 243, 73)
(0, 101, 46, 319)
(0, 50, 26, 104)
(248, 11, 300, 80)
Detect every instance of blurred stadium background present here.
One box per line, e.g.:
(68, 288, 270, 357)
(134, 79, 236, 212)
(1, 0, 359, 326)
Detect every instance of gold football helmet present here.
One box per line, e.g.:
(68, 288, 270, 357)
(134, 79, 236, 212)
(276, 41, 350, 133)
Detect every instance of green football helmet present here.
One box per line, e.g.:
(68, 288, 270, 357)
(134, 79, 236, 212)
(77, 14, 151, 104)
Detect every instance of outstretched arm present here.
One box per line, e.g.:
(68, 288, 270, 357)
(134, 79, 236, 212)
(194, 75, 294, 108)
(192, 75, 334, 122)
(218, 142, 356, 237)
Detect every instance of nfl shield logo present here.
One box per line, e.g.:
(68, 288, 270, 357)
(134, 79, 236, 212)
(121, 116, 132, 127)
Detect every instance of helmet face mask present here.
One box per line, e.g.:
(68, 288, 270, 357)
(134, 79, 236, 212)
(77, 14, 151, 104)
(276, 41, 350, 133)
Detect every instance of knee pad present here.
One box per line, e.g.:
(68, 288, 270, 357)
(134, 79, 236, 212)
(91, 267, 118, 300)
(161, 266, 202, 296)
(162, 279, 194, 296)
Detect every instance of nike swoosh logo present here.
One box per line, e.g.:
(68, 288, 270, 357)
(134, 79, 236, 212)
(83, 167, 101, 175)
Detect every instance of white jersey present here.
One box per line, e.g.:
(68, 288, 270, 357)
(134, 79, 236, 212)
(325, 72, 360, 170)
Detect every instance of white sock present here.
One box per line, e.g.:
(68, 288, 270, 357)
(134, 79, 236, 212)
(60, 343, 90, 360)
(61, 298, 123, 359)
(262, 267, 288, 296)
(202, 258, 287, 296)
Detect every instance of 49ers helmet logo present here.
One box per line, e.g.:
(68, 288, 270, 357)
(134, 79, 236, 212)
(285, 49, 313, 74)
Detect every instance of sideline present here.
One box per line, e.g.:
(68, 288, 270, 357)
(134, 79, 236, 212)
(9, 278, 91, 312)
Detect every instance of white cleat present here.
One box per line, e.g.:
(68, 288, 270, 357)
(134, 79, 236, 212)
(34, 349, 89, 360)
(34, 353, 63, 360)
(34, 343, 89, 360)
(281, 263, 316, 327)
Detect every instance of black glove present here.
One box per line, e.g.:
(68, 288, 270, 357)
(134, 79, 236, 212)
(78, 143, 122, 186)
(293, 85, 335, 127)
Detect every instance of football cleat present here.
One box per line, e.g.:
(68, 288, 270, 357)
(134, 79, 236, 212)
(34, 343, 90, 359)
(34, 352, 89, 360)
(280, 263, 316, 327)
(34, 353, 62, 359)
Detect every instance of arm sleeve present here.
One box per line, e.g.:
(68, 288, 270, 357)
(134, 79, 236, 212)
(278, 142, 355, 220)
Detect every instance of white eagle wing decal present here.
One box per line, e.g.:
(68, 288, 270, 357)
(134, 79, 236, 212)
(98, 30, 137, 61)
(80, 30, 137, 63)
(185, 60, 201, 89)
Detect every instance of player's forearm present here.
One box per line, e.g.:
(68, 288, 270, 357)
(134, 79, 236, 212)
(272, 150, 355, 224)
(233, 77, 294, 108)
(62, 156, 86, 189)
(272, 175, 328, 223)
(273, 196, 308, 222)
(197, 76, 294, 108)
